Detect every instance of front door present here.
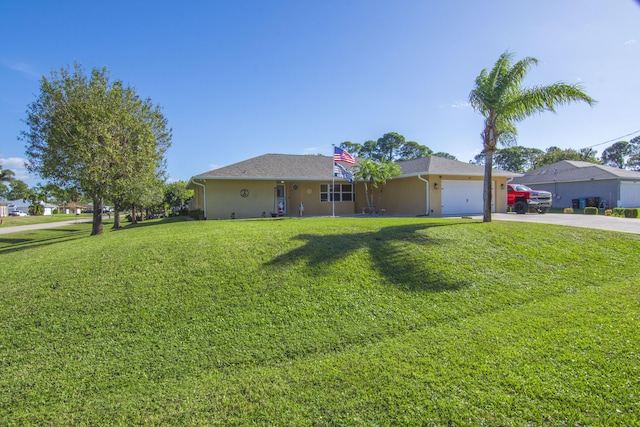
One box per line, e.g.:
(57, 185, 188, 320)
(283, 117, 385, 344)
(276, 184, 286, 215)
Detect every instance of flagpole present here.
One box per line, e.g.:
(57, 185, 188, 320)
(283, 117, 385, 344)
(331, 144, 335, 217)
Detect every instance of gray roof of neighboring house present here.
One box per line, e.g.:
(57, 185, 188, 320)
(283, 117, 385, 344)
(512, 160, 640, 185)
(189, 153, 520, 183)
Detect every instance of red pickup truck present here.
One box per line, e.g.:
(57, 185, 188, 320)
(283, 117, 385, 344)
(507, 184, 552, 214)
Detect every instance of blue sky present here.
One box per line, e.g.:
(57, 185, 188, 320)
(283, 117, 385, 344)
(1, 0, 639, 187)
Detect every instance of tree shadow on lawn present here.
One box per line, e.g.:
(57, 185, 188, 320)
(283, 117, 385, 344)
(0, 227, 91, 255)
(265, 221, 477, 292)
(116, 216, 187, 230)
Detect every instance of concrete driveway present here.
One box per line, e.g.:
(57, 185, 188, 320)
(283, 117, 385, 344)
(484, 213, 640, 235)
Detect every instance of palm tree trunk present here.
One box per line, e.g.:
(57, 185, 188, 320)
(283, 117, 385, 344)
(483, 150, 494, 222)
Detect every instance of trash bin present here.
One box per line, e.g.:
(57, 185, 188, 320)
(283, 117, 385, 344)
(586, 197, 600, 207)
(572, 199, 579, 209)
(579, 198, 586, 209)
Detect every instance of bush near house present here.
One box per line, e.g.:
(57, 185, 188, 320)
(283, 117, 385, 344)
(28, 203, 44, 216)
(584, 206, 598, 215)
(611, 208, 639, 218)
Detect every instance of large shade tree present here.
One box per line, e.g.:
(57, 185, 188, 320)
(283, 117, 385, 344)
(22, 64, 171, 235)
(469, 51, 595, 222)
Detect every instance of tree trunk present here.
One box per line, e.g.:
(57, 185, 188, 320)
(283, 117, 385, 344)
(91, 197, 103, 235)
(483, 150, 494, 223)
(363, 181, 372, 212)
(131, 203, 138, 225)
(113, 208, 121, 229)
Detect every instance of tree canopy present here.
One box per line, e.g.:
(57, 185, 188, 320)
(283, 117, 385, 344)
(469, 51, 595, 221)
(22, 63, 171, 235)
(340, 132, 434, 162)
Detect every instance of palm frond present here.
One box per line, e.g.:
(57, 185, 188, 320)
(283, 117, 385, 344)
(508, 83, 596, 121)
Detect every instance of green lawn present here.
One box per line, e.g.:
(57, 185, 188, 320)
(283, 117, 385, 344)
(1, 217, 638, 425)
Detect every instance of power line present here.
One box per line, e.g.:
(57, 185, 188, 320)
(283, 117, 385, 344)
(581, 129, 640, 150)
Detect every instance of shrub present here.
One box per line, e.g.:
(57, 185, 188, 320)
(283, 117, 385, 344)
(28, 203, 45, 216)
(612, 208, 625, 217)
(624, 208, 639, 218)
(584, 207, 598, 215)
(188, 209, 204, 220)
(563, 207, 574, 214)
(605, 209, 612, 216)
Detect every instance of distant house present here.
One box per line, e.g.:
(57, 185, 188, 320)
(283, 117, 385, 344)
(187, 153, 519, 219)
(511, 160, 640, 209)
(0, 200, 7, 218)
(58, 202, 85, 215)
(6, 199, 59, 215)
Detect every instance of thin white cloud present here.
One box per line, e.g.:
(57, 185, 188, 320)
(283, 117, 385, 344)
(0, 156, 26, 170)
(451, 100, 471, 109)
(3, 60, 40, 80)
(624, 39, 637, 45)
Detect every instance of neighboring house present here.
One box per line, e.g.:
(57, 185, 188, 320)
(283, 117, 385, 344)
(187, 154, 519, 219)
(511, 160, 640, 209)
(0, 200, 7, 218)
(6, 199, 58, 215)
(58, 202, 85, 215)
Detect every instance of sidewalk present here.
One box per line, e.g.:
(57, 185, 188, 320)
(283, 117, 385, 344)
(481, 213, 640, 235)
(0, 218, 92, 235)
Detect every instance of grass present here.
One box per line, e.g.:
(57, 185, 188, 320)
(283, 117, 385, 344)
(1, 217, 638, 425)
(0, 213, 92, 228)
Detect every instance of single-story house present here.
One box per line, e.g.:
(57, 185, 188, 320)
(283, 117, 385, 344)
(6, 199, 58, 215)
(58, 202, 86, 215)
(0, 200, 7, 218)
(511, 160, 640, 209)
(187, 154, 520, 219)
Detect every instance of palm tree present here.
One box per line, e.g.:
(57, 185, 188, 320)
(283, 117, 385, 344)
(0, 164, 15, 184)
(469, 51, 595, 222)
(355, 159, 401, 213)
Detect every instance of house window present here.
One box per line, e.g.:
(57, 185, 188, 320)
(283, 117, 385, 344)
(320, 184, 353, 202)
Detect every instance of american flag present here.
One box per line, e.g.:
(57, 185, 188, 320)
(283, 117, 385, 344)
(333, 146, 356, 164)
(333, 162, 354, 183)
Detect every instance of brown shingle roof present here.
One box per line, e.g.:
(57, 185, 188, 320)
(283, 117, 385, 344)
(191, 154, 346, 181)
(190, 153, 520, 182)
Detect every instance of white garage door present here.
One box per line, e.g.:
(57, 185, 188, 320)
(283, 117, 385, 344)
(441, 180, 494, 215)
(619, 181, 640, 208)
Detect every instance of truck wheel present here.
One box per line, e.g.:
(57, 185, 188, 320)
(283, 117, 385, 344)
(514, 201, 527, 214)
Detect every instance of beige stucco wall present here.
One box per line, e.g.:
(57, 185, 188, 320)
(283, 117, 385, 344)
(286, 181, 355, 216)
(194, 179, 356, 219)
(192, 175, 511, 219)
